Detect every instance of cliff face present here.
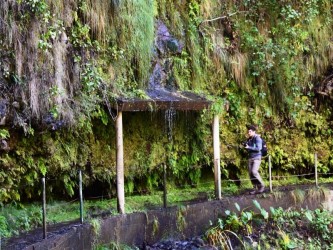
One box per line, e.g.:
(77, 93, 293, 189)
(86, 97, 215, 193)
(0, 0, 332, 202)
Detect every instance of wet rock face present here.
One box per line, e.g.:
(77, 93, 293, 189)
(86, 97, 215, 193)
(0, 139, 9, 151)
(43, 113, 66, 131)
(149, 62, 165, 88)
(155, 20, 183, 55)
(315, 68, 333, 100)
(145, 236, 217, 250)
(0, 100, 9, 151)
(149, 20, 184, 90)
(0, 99, 7, 125)
(322, 78, 333, 98)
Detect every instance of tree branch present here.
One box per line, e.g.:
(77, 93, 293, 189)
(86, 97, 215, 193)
(199, 11, 247, 27)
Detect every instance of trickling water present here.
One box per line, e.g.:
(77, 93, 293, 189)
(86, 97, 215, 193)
(165, 108, 176, 141)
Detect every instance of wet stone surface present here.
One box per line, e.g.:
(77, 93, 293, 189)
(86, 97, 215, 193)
(144, 236, 217, 250)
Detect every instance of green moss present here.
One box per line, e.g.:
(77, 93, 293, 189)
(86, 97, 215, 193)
(1, 0, 333, 203)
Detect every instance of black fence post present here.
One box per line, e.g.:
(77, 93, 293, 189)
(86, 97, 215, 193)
(163, 164, 167, 208)
(79, 169, 84, 224)
(269, 155, 272, 192)
(315, 153, 318, 187)
(42, 177, 47, 239)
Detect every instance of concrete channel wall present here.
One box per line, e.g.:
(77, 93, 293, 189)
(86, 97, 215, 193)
(5, 188, 333, 250)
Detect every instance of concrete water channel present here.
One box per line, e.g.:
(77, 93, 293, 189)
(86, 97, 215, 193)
(4, 185, 333, 250)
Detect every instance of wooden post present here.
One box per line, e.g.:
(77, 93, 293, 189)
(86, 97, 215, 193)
(269, 155, 272, 192)
(79, 169, 83, 224)
(163, 164, 167, 208)
(42, 177, 47, 239)
(116, 111, 125, 214)
(213, 115, 221, 200)
(315, 153, 318, 187)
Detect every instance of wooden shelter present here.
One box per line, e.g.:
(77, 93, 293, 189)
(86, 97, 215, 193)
(113, 88, 220, 213)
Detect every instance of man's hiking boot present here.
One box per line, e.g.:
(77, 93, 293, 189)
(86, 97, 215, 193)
(258, 186, 265, 193)
(249, 186, 265, 194)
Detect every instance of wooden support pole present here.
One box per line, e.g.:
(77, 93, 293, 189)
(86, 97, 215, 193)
(269, 155, 272, 192)
(42, 177, 47, 239)
(116, 111, 125, 214)
(79, 169, 83, 224)
(213, 115, 221, 200)
(315, 153, 318, 187)
(163, 164, 167, 208)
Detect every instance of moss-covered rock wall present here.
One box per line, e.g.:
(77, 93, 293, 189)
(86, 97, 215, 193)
(0, 0, 332, 202)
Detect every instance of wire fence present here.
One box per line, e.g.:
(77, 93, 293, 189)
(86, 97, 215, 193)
(25, 152, 333, 240)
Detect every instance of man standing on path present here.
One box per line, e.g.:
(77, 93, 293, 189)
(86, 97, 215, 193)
(245, 125, 265, 194)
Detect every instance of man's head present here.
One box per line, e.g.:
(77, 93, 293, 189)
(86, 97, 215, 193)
(247, 124, 257, 137)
